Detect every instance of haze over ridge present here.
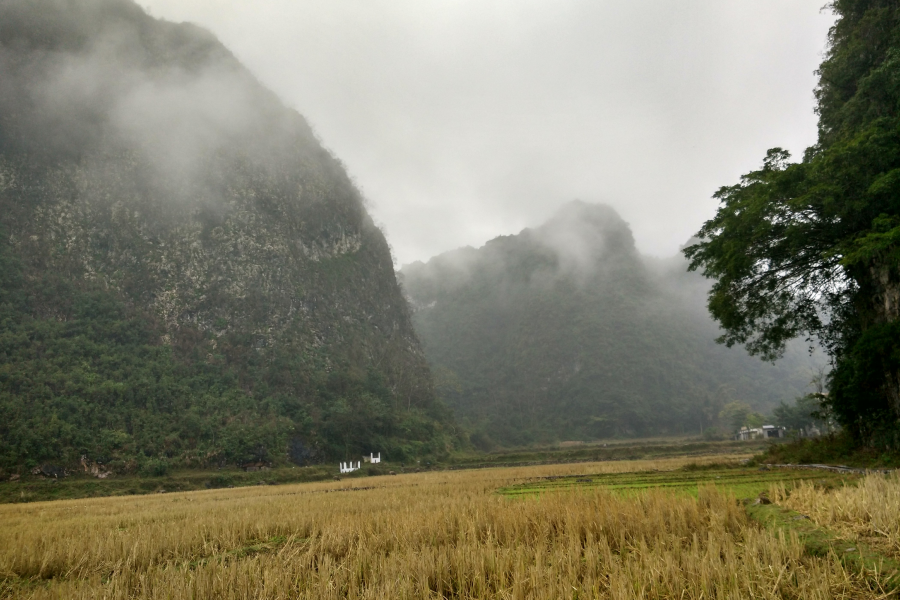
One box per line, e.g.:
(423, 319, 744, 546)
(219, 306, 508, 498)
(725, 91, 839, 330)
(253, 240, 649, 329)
(400, 201, 823, 445)
(140, 0, 836, 266)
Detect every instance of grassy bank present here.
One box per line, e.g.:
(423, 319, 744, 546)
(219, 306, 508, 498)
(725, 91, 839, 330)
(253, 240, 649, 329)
(0, 465, 343, 504)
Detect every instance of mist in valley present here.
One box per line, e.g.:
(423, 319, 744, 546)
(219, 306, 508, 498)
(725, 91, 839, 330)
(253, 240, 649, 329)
(400, 201, 824, 447)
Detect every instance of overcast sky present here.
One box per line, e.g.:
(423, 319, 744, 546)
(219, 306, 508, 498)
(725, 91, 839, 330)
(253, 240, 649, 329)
(141, 0, 835, 267)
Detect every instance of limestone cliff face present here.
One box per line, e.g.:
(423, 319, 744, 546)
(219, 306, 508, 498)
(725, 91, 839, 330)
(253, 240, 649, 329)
(0, 0, 445, 466)
(0, 151, 428, 398)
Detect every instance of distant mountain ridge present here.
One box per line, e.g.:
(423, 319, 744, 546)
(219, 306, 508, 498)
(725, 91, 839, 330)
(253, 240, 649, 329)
(400, 201, 821, 446)
(0, 0, 453, 472)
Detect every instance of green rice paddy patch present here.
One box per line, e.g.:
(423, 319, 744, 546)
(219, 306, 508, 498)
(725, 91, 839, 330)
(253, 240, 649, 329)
(499, 466, 861, 500)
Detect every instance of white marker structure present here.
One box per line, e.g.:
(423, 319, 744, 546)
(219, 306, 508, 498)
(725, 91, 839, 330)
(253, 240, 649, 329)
(339, 461, 361, 474)
(368, 452, 381, 464)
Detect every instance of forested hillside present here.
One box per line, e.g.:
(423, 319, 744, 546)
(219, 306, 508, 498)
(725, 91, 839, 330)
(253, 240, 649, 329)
(401, 202, 821, 447)
(686, 0, 900, 449)
(0, 0, 454, 473)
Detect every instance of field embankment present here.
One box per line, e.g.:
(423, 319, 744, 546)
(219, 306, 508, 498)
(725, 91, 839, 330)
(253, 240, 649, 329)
(2, 455, 897, 599)
(0, 438, 771, 504)
(446, 437, 773, 470)
(498, 463, 861, 499)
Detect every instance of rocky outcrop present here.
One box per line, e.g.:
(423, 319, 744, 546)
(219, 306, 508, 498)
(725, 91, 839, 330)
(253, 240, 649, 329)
(81, 456, 112, 479)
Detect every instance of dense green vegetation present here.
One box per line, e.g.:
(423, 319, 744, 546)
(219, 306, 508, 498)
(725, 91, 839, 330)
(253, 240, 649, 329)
(685, 0, 900, 448)
(0, 261, 447, 471)
(772, 392, 832, 434)
(757, 432, 900, 468)
(401, 202, 821, 447)
(0, 0, 455, 473)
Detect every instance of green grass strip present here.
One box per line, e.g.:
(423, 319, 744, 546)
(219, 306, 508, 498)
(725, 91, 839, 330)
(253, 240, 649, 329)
(498, 467, 858, 499)
(747, 502, 900, 591)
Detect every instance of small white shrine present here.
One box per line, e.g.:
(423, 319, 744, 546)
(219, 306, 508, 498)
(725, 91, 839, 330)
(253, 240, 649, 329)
(339, 461, 361, 474)
(339, 452, 381, 473)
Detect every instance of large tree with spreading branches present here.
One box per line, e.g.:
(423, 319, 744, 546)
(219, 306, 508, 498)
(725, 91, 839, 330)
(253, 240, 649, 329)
(685, 0, 900, 445)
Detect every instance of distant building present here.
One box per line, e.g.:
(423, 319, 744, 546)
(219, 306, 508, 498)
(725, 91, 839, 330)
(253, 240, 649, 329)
(735, 425, 785, 441)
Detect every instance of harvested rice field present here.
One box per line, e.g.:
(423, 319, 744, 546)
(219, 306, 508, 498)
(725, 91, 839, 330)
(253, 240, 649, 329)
(2, 455, 898, 599)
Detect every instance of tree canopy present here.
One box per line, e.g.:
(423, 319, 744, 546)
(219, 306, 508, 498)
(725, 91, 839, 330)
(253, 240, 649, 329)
(685, 0, 900, 445)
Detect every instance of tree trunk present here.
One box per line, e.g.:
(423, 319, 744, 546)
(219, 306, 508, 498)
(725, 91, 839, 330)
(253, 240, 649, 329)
(871, 263, 900, 421)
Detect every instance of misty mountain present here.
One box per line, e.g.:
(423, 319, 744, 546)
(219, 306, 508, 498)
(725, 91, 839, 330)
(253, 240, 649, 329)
(400, 201, 821, 446)
(0, 0, 454, 471)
